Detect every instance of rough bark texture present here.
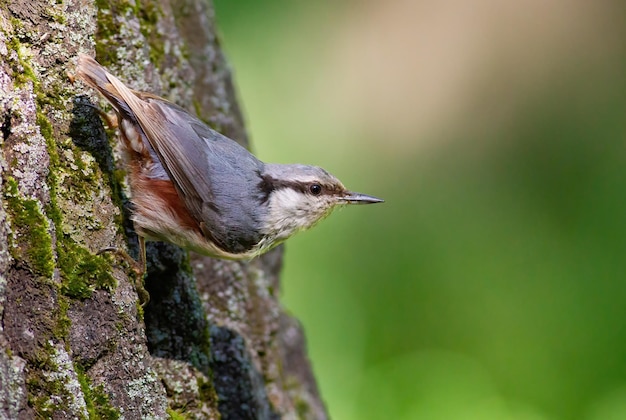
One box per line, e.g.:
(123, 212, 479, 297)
(0, 1, 328, 419)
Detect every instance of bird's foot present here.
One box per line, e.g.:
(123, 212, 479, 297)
(81, 102, 119, 129)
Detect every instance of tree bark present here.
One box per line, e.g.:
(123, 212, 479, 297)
(0, 1, 327, 419)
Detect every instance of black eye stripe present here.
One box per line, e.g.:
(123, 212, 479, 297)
(258, 175, 344, 201)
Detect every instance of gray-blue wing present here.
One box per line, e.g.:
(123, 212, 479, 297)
(106, 75, 265, 252)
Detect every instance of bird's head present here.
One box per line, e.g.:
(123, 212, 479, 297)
(259, 164, 383, 241)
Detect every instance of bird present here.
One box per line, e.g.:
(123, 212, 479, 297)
(76, 54, 383, 278)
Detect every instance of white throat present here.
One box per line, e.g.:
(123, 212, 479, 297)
(261, 188, 334, 241)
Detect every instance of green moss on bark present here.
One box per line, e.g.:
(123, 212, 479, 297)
(75, 364, 120, 419)
(167, 407, 190, 420)
(3, 177, 55, 278)
(58, 241, 117, 299)
(36, 111, 117, 300)
(137, 0, 165, 67)
(94, 0, 135, 66)
(26, 341, 88, 419)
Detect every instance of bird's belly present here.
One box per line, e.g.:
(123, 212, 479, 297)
(129, 175, 261, 260)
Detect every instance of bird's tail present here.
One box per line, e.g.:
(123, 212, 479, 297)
(75, 54, 136, 120)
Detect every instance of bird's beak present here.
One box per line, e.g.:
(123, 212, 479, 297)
(340, 192, 385, 204)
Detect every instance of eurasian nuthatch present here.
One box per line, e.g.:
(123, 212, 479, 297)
(76, 55, 383, 274)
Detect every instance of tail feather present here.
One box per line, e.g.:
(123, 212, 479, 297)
(76, 54, 135, 120)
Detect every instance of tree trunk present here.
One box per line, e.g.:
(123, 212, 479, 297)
(0, 1, 327, 419)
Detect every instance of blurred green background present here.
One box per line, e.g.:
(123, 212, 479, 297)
(213, 1, 626, 419)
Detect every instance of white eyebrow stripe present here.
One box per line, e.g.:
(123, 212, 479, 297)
(287, 175, 320, 184)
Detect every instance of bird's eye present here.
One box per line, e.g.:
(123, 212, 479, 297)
(309, 183, 322, 196)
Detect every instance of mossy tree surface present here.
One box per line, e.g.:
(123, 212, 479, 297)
(0, 1, 327, 419)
